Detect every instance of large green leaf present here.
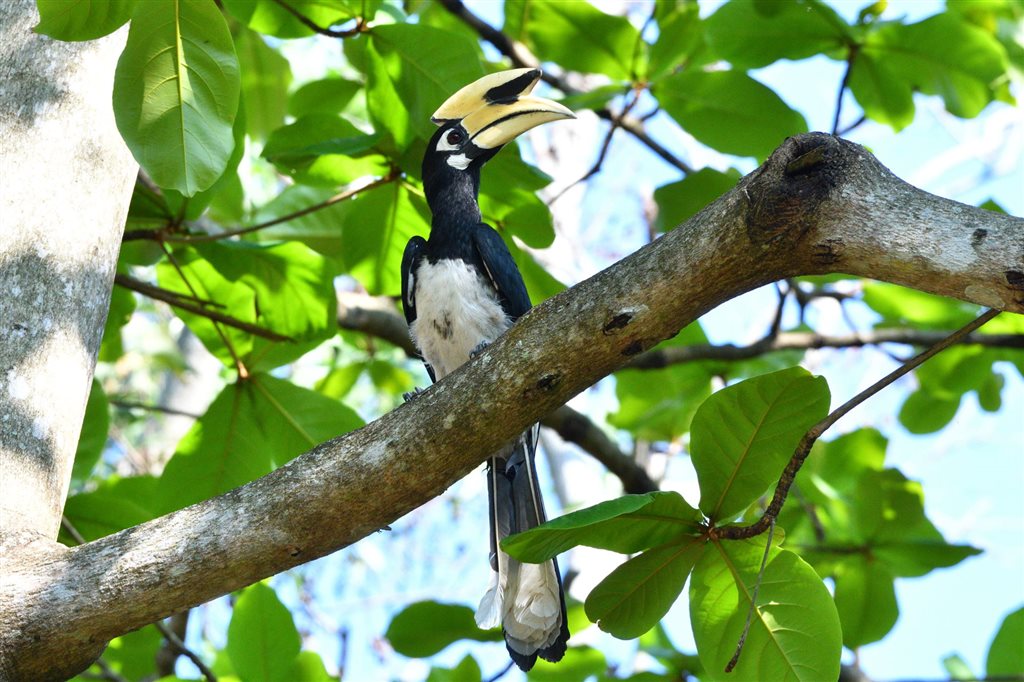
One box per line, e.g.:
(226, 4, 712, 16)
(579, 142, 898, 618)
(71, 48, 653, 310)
(656, 70, 808, 160)
(101, 626, 162, 681)
(386, 601, 501, 657)
(261, 113, 384, 183)
(848, 50, 916, 131)
(690, 540, 842, 682)
(585, 537, 706, 639)
(289, 76, 363, 118)
(287, 651, 334, 682)
(609, 322, 715, 441)
(62, 476, 158, 542)
(863, 13, 1009, 119)
(528, 645, 607, 681)
(863, 282, 980, 329)
(832, 556, 898, 648)
(648, 2, 703, 80)
(156, 374, 362, 513)
(852, 469, 981, 577)
(35, 0, 136, 40)
(502, 492, 702, 563)
(113, 0, 240, 195)
(653, 169, 741, 233)
(72, 378, 109, 483)
(691, 367, 830, 522)
(427, 655, 482, 682)
(704, 0, 849, 68)
(366, 24, 484, 149)
(235, 27, 292, 140)
(987, 606, 1024, 677)
(227, 582, 301, 682)
(339, 181, 432, 296)
(479, 149, 555, 249)
(512, 0, 642, 80)
(157, 241, 337, 371)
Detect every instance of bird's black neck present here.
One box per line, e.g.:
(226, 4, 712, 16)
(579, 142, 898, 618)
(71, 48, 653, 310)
(424, 163, 482, 256)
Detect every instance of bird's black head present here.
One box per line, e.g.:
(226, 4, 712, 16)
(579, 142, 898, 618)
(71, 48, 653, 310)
(421, 68, 575, 218)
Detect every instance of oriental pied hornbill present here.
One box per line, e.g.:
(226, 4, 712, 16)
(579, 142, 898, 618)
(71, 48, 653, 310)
(400, 68, 575, 670)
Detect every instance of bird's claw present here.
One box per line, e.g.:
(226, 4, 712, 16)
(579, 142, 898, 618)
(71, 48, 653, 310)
(470, 341, 490, 359)
(403, 387, 425, 403)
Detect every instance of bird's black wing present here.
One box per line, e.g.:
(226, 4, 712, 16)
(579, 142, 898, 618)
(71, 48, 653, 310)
(400, 236, 427, 327)
(401, 236, 436, 382)
(471, 224, 532, 321)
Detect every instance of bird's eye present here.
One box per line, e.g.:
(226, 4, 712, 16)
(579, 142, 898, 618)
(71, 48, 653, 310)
(445, 129, 465, 146)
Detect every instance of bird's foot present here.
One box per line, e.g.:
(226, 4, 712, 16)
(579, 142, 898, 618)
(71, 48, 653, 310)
(403, 387, 425, 403)
(470, 341, 490, 359)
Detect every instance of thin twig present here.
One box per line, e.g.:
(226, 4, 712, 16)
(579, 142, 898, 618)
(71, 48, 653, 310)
(838, 114, 867, 137)
(153, 618, 217, 682)
(717, 308, 1001, 540)
(115, 274, 293, 343)
(831, 46, 859, 136)
(484, 660, 516, 682)
(725, 518, 775, 672)
(109, 400, 203, 419)
(61, 516, 87, 544)
(269, 0, 365, 37)
(93, 658, 129, 682)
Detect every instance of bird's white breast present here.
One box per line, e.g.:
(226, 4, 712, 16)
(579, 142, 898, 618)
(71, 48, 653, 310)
(410, 259, 511, 380)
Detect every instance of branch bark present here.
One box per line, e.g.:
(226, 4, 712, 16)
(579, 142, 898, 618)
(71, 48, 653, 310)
(3, 134, 1022, 680)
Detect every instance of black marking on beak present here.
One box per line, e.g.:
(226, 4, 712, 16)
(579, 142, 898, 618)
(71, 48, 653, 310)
(484, 69, 541, 105)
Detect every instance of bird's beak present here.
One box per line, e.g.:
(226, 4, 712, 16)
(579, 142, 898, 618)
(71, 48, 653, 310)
(432, 68, 575, 150)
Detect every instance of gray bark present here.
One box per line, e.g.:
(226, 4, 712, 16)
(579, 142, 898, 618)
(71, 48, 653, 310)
(0, 3, 136, 677)
(1, 132, 1021, 680)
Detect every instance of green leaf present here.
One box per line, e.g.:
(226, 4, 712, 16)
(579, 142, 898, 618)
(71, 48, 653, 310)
(103, 625, 162, 681)
(72, 379, 109, 483)
(832, 556, 898, 647)
(35, 0, 136, 40)
(366, 24, 484, 149)
(656, 70, 808, 160)
(227, 583, 301, 682)
(235, 28, 293, 140)
(340, 181, 432, 296)
(864, 13, 1009, 119)
(943, 654, 975, 680)
(848, 50, 916, 131)
(262, 113, 383, 180)
(223, 0, 359, 39)
(690, 540, 841, 682)
(648, 3, 703, 80)
(157, 375, 362, 513)
(585, 537, 706, 639)
(287, 651, 334, 682)
(705, 0, 849, 69)
(289, 77, 363, 118)
(99, 281, 137, 361)
(113, 0, 240, 195)
(987, 606, 1024, 676)
(898, 389, 961, 434)
(653, 169, 741, 233)
(502, 492, 702, 563)
(386, 601, 501, 657)
(609, 322, 714, 440)
(427, 655, 482, 682)
(853, 469, 981, 577)
(515, 0, 642, 80)
(862, 282, 979, 329)
(528, 645, 607, 681)
(157, 241, 337, 371)
(479, 149, 555, 249)
(63, 476, 158, 542)
(691, 367, 830, 522)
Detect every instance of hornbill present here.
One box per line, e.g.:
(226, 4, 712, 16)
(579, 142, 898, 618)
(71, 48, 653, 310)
(400, 68, 575, 670)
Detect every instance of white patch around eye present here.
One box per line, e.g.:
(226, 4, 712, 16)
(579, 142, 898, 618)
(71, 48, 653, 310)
(446, 154, 471, 169)
(436, 130, 463, 153)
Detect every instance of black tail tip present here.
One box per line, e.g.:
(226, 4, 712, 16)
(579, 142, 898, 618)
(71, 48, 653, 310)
(505, 631, 569, 672)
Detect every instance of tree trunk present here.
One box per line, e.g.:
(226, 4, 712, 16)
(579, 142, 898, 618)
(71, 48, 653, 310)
(0, 1, 136, 677)
(1, 129, 1020, 680)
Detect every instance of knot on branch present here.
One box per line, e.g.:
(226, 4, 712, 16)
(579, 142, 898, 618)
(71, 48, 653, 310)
(742, 133, 849, 250)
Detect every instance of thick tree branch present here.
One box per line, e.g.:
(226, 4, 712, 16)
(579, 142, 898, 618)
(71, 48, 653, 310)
(4, 134, 1022, 681)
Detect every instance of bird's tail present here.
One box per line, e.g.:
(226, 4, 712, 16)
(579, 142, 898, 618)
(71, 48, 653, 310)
(475, 425, 569, 671)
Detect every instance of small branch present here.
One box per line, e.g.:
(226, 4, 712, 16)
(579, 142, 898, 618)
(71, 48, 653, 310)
(336, 292, 415, 356)
(629, 328, 1024, 370)
(484, 660, 516, 682)
(109, 400, 203, 419)
(725, 519, 775, 672)
(831, 46, 859, 136)
(718, 308, 1001, 540)
(838, 114, 867, 137)
(93, 658, 129, 682)
(153, 618, 217, 682)
(154, 611, 189, 677)
(542, 405, 657, 494)
(114, 274, 293, 343)
(123, 173, 399, 243)
(269, 0, 365, 37)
